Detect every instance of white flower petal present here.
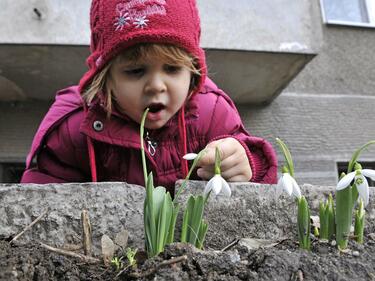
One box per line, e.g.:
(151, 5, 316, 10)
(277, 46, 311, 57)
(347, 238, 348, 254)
(183, 153, 198, 160)
(220, 178, 232, 197)
(356, 175, 370, 207)
(290, 177, 302, 199)
(337, 172, 355, 190)
(282, 173, 294, 196)
(362, 169, 375, 180)
(211, 175, 223, 195)
(204, 177, 214, 195)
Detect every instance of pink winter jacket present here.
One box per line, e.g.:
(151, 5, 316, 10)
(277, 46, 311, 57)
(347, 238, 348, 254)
(21, 78, 277, 192)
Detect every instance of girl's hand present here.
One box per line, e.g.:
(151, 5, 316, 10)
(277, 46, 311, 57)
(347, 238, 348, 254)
(197, 137, 252, 182)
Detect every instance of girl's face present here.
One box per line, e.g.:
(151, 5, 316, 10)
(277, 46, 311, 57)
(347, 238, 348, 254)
(108, 54, 192, 130)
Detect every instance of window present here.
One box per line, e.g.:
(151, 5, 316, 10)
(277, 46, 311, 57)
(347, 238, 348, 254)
(321, 0, 375, 27)
(0, 163, 25, 183)
(337, 162, 375, 187)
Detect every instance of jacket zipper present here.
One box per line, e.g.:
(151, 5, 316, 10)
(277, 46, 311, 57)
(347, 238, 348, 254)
(145, 131, 157, 156)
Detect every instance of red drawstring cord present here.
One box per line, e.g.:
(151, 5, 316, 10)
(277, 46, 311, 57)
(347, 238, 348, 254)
(178, 107, 188, 177)
(87, 137, 98, 182)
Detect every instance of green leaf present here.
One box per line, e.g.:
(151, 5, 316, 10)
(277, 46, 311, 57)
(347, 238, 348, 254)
(275, 138, 295, 177)
(354, 199, 365, 244)
(336, 184, 353, 250)
(188, 195, 205, 245)
(156, 193, 169, 254)
(196, 220, 208, 249)
(327, 193, 336, 240)
(153, 186, 167, 221)
(180, 208, 189, 243)
(162, 192, 173, 246)
(319, 201, 328, 240)
(184, 196, 196, 243)
(166, 203, 179, 244)
(297, 196, 311, 250)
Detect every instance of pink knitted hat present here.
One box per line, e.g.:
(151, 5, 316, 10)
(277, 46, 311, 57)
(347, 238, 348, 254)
(79, 0, 207, 94)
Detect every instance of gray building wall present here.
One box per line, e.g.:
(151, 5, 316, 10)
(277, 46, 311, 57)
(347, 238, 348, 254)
(244, 23, 375, 185)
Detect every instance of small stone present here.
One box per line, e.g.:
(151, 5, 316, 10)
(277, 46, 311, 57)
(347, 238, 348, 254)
(352, 251, 360, 257)
(101, 234, 115, 266)
(330, 240, 337, 246)
(228, 250, 241, 264)
(114, 229, 129, 250)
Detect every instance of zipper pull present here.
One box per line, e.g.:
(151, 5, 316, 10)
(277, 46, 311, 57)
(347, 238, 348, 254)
(145, 131, 157, 156)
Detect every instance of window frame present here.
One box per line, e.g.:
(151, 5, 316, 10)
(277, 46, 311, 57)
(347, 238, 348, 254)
(320, 0, 375, 28)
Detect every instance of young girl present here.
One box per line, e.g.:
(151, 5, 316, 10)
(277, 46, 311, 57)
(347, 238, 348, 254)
(21, 0, 278, 193)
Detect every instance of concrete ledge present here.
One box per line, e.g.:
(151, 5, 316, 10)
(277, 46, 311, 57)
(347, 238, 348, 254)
(1, 182, 374, 251)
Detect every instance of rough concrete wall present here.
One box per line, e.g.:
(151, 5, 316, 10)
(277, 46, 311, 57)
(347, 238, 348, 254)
(1, 182, 374, 252)
(0, 101, 50, 162)
(0, 182, 145, 250)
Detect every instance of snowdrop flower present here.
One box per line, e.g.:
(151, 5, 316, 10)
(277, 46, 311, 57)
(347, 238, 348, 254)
(337, 168, 375, 206)
(183, 153, 198, 160)
(204, 174, 231, 197)
(186, 147, 231, 197)
(277, 167, 301, 199)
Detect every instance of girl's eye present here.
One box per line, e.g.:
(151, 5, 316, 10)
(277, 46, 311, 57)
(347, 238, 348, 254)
(124, 68, 145, 76)
(164, 65, 182, 74)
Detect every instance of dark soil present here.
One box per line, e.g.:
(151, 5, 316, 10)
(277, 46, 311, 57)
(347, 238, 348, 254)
(1, 234, 375, 281)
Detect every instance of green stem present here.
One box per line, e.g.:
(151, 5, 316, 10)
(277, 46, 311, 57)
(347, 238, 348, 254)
(174, 150, 206, 202)
(214, 147, 221, 175)
(140, 108, 150, 186)
(347, 140, 375, 173)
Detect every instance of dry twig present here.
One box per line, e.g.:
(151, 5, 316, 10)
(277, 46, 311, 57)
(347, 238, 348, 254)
(10, 208, 49, 244)
(40, 242, 100, 264)
(129, 255, 188, 279)
(81, 209, 92, 256)
(221, 238, 240, 251)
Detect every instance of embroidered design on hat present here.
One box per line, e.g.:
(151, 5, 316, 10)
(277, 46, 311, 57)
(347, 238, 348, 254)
(133, 16, 149, 28)
(114, 12, 131, 31)
(114, 0, 167, 31)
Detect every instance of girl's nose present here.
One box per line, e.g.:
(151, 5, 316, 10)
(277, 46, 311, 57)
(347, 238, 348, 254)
(145, 73, 167, 95)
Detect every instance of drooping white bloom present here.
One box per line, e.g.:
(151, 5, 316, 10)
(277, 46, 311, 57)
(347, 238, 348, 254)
(183, 153, 198, 160)
(204, 174, 231, 197)
(277, 172, 301, 199)
(337, 169, 375, 206)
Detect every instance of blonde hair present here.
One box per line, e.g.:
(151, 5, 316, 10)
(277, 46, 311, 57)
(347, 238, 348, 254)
(82, 43, 201, 117)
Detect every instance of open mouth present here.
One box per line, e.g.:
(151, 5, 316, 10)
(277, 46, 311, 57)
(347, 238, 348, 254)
(147, 103, 165, 113)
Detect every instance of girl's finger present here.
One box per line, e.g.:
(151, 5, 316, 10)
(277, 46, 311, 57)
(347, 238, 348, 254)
(197, 167, 214, 180)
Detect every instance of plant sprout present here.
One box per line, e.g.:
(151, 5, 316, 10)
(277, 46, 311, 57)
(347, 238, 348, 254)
(318, 193, 335, 241)
(180, 147, 227, 249)
(141, 109, 210, 257)
(276, 138, 310, 250)
(126, 247, 137, 268)
(354, 199, 365, 244)
(111, 256, 123, 271)
(335, 140, 375, 250)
